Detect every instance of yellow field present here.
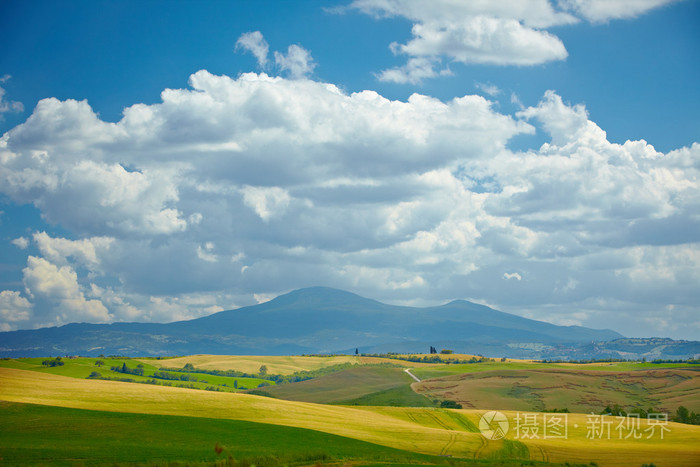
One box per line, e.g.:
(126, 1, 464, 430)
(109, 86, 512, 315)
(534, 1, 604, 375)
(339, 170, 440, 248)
(415, 368, 700, 414)
(148, 354, 363, 374)
(1, 367, 699, 465)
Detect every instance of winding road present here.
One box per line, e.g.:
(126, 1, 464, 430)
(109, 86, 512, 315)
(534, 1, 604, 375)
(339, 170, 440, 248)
(404, 368, 421, 382)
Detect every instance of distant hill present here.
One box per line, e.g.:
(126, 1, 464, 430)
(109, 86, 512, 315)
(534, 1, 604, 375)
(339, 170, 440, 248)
(2, 286, 692, 359)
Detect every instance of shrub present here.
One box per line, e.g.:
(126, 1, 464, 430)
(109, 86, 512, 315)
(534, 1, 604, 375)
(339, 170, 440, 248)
(440, 400, 462, 409)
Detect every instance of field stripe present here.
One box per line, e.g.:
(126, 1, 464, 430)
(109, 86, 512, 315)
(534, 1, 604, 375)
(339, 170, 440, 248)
(2, 367, 699, 466)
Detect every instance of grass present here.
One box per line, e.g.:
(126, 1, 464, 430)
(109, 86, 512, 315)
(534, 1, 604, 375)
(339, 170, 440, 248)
(0, 401, 448, 466)
(3, 367, 700, 466)
(0, 357, 272, 392)
(413, 368, 700, 414)
(260, 365, 414, 404)
(337, 383, 437, 407)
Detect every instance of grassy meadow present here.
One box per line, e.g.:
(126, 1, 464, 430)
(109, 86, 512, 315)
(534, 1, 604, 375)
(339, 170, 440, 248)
(1, 355, 699, 466)
(0, 356, 272, 392)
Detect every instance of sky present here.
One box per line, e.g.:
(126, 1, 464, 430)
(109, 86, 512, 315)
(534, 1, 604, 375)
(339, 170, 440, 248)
(0, 0, 699, 340)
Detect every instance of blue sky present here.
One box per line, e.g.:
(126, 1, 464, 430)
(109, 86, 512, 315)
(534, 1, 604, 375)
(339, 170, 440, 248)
(0, 0, 698, 340)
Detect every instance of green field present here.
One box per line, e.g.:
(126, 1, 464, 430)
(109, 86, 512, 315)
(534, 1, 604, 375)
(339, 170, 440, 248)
(0, 401, 448, 466)
(338, 382, 437, 407)
(0, 357, 272, 392)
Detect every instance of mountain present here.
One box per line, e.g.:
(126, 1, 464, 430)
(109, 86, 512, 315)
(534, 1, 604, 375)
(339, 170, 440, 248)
(0, 286, 654, 359)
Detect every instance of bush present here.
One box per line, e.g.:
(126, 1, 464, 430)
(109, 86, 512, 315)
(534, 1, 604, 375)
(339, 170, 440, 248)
(111, 363, 144, 376)
(440, 400, 462, 409)
(42, 358, 64, 367)
(88, 371, 102, 378)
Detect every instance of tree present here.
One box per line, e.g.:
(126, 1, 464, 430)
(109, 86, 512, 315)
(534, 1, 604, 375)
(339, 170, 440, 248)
(676, 406, 690, 423)
(95, 360, 104, 367)
(440, 400, 462, 409)
(259, 365, 268, 377)
(355, 348, 359, 355)
(183, 363, 195, 371)
(88, 371, 101, 378)
(440, 349, 454, 355)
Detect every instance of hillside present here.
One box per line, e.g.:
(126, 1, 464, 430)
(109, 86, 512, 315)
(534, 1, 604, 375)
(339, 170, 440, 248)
(0, 287, 630, 358)
(2, 367, 700, 466)
(413, 367, 700, 414)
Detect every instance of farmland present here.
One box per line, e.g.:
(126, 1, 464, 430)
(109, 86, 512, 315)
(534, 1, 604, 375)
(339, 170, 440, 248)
(1, 355, 699, 465)
(155, 354, 364, 375)
(413, 367, 700, 414)
(0, 356, 273, 392)
(259, 365, 421, 404)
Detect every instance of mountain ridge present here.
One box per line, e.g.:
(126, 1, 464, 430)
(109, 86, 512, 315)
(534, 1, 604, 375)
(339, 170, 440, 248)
(3, 286, 693, 360)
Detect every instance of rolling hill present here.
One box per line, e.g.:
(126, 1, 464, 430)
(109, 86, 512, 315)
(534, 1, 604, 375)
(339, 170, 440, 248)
(0, 287, 631, 358)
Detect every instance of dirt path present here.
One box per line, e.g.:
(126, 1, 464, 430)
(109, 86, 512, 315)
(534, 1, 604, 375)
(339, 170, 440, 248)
(404, 368, 421, 382)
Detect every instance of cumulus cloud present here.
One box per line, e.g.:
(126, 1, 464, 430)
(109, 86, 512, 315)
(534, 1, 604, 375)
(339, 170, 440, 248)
(393, 16, 568, 67)
(0, 290, 33, 330)
(558, 0, 679, 23)
(11, 237, 29, 249)
(0, 69, 698, 337)
(376, 57, 451, 84)
(235, 31, 316, 79)
(0, 75, 24, 117)
(348, 0, 678, 82)
(241, 186, 292, 222)
(23, 256, 111, 325)
(274, 44, 316, 79)
(476, 82, 502, 97)
(235, 31, 270, 67)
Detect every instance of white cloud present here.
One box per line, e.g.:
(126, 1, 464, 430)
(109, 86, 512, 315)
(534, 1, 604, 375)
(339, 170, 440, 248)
(274, 44, 316, 79)
(559, 0, 679, 23)
(241, 186, 292, 222)
(476, 82, 501, 97)
(32, 231, 113, 270)
(22, 256, 111, 325)
(0, 290, 33, 330)
(0, 69, 698, 338)
(349, 0, 676, 82)
(393, 16, 568, 66)
(377, 57, 451, 84)
(349, 0, 578, 28)
(11, 237, 29, 249)
(235, 31, 270, 67)
(196, 242, 218, 263)
(0, 75, 24, 116)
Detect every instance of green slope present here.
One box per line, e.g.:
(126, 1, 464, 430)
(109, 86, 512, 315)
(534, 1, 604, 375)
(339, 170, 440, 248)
(337, 383, 437, 407)
(0, 401, 448, 466)
(259, 365, 413, 404)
